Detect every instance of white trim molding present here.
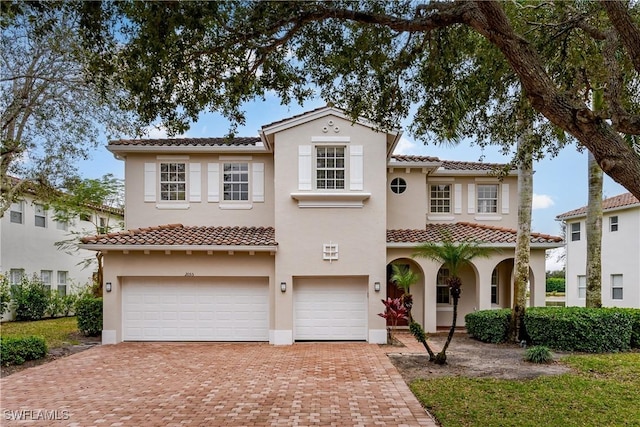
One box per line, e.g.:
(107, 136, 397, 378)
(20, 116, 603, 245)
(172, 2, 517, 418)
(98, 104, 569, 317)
(290, 192, 371, 208)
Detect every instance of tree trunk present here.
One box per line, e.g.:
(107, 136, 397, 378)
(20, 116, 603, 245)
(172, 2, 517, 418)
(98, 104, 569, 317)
(585, 151, 603, 307)
(434, 294, 458, 365)
(511, 114, 533, 342)
(585, 90, 604, 308)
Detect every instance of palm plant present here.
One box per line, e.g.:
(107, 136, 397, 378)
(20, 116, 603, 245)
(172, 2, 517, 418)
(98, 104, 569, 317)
(414, 235, 494, 364)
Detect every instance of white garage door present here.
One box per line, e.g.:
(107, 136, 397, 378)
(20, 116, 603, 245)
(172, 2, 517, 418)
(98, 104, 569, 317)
(294, 278, 367, 341)
(122, 277, 268, 341)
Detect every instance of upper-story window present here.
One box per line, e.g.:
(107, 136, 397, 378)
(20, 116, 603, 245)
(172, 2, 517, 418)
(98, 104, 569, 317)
(571, 222, 581, 241)
(98, 217, 108, 234)
(223, 163, 249, 201)
(34, 204, 47, 227)
(10, 201, 23, 224)
(390, 177, 407, 194)
(56, 210, 69, 231)
(430, 184, 451, 213)
(160, 162, 186, 201)
(609, 216, 619, 232)
(477, 184, 498, 213)
(316, 146, 345, 190)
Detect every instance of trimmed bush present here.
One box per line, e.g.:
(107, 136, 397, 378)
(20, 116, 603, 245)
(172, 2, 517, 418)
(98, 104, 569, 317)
(524, 345, 553, 364)
(614, 308, 640, 348)
(524, 307, 633, 353)
(545, 277, 566, 293)
(11, 274, 49, 321)
(75, 297, 102, 336)
(0, 336, 48, 366)
(465, 309, 512, 343)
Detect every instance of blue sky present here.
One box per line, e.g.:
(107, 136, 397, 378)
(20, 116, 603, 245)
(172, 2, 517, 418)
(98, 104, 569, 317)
(78, 96, 627, 270)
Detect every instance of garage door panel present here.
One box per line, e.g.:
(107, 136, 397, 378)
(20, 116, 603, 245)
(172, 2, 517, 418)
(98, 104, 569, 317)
(294, 279, 367, 341)
(123, 279, 268, 341)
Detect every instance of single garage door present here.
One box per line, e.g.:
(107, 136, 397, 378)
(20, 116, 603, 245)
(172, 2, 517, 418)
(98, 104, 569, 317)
(122, 277, 269, 341)
(294, 278, 367, 341)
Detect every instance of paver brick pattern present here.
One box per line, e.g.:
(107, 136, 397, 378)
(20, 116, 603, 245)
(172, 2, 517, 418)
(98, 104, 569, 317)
(0, 341, 437, 427)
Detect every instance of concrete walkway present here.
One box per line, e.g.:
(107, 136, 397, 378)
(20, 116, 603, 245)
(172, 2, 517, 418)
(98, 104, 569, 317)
(0, 341, 437, 426)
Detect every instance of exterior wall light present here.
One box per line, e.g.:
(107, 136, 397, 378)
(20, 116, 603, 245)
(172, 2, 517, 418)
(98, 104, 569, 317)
(280, 282, 287, 292)
(106, 282, 112, 292)
(374, 282, 381, 292)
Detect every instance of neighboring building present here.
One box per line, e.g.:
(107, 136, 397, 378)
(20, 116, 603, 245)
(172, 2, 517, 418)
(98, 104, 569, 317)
(1, 184, 123, 321)
(80, 106, 562, 345)
(556, 193, 640, 308)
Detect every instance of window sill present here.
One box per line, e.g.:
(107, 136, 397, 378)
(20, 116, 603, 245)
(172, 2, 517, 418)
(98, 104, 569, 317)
(436, 305, 453, 312)
(474, 215, 503, 221)
(155, 203, 190, 210)
(290, 192, 371, 208)
(427, 215, 455, 221)
(219, 203, 253, 210)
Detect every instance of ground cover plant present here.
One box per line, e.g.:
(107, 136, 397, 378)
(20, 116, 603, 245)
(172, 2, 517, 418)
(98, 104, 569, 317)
(410, 352, 640, 427)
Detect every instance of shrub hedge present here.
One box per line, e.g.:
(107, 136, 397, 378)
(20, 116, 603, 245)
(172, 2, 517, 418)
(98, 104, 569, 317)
(545, 277, 566, 293)
(524, 307, 632, 353)
(615, 308, 640, 348)
(11, 275, 49, 321)
(465, 309, 511, 343)
(0, 336, 48, 366)
(75, 297, 102, 336)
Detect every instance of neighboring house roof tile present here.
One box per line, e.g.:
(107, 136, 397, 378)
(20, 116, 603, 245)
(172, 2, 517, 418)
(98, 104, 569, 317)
(390, 155, 509, 171)
(81, 224, 277, 246)
(556, 193, 640, 220)
(387, 222, 563, 244)
(109, 137, 262, 147)
(261, 105, 331, 129)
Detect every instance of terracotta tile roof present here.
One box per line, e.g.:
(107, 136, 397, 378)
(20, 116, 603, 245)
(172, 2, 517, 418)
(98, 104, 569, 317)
(556, 192, 640, 220)
(390, 155, 510, 171)
(261, 105, 332, 129)
(387, 222, 563, 244)
(109, 137, 261, 147)
(81, 224, 277, 246)
(390, 155, 441, 163)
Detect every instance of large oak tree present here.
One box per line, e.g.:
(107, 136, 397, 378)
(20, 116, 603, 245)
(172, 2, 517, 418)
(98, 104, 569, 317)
(76, 1, 639, 199)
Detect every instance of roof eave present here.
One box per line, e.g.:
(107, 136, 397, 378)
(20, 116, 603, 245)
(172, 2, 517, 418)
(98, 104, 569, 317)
(107, 145, 268, 156)
(78, 244, 279, 253)
(386, 242, 562, 249)
(556, 203, 640, 221)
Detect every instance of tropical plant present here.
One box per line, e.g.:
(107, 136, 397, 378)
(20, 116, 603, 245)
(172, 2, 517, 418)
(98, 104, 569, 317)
(390, 264, 419, 319)
(377, 297, 408, 344)
(10, 274, 49, 321)
(414, 236, 494, 364)
(524, 345, 553, 364)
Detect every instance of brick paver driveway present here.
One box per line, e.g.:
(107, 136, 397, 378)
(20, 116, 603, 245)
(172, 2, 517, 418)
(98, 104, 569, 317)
(1, 342, 436, 426)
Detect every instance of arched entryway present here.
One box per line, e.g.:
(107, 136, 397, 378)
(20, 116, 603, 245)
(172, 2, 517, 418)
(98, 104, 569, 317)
(386, 259, 424, 327)
(435, 262, 479, 328)
(491, 258, 536, 307)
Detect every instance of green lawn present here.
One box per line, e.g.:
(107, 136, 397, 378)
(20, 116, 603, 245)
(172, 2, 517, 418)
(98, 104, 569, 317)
(411, 352, 640, 427)
(0, 317, 80, 348)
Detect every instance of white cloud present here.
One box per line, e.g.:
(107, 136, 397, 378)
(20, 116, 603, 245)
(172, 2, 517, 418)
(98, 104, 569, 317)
(392, 137, 418, 155)
(145, 124, 169, 139)
(532, 193, 555, 210)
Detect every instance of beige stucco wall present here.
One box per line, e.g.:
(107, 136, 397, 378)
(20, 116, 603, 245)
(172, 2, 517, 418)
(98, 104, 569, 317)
(386, 171, 519, 231)
(123, 153, 275, 229)
(272, 114, 388, 344)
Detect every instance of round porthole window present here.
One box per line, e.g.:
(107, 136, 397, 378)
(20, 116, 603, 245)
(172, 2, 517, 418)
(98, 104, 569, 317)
(390, 177, 407, 194)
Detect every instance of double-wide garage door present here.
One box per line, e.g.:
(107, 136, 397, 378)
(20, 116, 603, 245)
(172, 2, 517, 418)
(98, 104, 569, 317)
(122, 277, 269, 341)
(294, 278, 367, 341)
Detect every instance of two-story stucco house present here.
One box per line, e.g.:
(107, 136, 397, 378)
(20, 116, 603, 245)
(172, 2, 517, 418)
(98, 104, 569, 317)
(556, 193, 640, 308)
(1, 184, 123, 321)
(80, 106, 562, 345)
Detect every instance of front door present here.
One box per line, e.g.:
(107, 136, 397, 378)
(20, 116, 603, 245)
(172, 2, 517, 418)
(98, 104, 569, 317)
(386, 264, 409, 327)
